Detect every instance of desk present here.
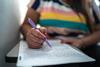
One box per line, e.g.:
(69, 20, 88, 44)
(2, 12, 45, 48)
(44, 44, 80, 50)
(5, 41, 100, 67)
(6, 43, 19, 63)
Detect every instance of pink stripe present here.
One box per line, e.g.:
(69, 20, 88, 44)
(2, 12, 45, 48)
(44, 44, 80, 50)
(40, 7, 76, 16)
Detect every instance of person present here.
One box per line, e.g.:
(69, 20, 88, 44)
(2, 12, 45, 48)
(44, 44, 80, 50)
(20, 0, 100, 49)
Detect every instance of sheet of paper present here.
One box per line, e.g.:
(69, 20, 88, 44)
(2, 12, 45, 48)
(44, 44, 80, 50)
(17, 40, 95, 67)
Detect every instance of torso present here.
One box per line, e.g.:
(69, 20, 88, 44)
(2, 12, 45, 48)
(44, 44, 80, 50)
(32, 0, 90, 35)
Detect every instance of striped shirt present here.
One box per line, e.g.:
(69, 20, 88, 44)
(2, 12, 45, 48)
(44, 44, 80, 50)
(31, 0, 89, 33)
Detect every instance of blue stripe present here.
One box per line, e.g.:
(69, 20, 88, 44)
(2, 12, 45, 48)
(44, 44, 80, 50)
(53, 0, 63, 5)
(39, 19, 89, 32)
(31, 0, 40, 10)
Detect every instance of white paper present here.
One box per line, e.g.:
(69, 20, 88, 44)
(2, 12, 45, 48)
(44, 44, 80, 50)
(17, 40, 95, 67)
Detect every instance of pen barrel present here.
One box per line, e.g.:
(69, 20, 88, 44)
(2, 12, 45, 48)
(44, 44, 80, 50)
(35, 29, 51, 47)
(28, 17, 51, 47)
(35, 29, 46, 38)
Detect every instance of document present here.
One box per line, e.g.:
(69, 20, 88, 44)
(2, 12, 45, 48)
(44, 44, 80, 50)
(17, 40, 95, 67)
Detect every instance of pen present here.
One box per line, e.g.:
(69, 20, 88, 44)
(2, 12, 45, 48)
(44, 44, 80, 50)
(27, 17, 52, 47)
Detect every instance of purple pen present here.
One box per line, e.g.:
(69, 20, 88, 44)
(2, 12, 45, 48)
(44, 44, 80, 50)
(28, 17, 52, 47)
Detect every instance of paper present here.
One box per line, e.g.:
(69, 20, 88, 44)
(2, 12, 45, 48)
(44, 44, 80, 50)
(17, 40, 95, 67)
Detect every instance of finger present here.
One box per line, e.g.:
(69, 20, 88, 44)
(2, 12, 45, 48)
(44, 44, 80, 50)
(27, 28, 45, 40)
(31, 28, 45, 39)
(27, 34, 44, 44)
(60, 38, 75, 45)
(30, 34, 45, 44)
(72, 43, 81, 48)
(26, 37, 43, 48)
(39, 27, 47, 35)
(27, 41, 42, 49)
(61, 39, 71, 43)
(26, 31, 45, 48)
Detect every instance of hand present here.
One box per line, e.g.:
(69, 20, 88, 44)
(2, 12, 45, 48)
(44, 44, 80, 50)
(26, 28, 46, 49)
(61, 37, 84, 48)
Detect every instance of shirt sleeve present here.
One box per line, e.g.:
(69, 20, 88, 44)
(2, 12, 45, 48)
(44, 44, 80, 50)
(31, 0, 41, 10)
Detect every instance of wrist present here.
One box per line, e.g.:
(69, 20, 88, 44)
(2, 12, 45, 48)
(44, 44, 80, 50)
(78, 39, 85, 48)
(79, 38, 90, 48)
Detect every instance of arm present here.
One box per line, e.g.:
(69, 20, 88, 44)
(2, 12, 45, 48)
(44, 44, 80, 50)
(81, 0, 100, 46)
(20, 8, 40, 38)
(80, 27, 100, 47)
(61, 24, 100, 48)
(20, 8, 46, 49)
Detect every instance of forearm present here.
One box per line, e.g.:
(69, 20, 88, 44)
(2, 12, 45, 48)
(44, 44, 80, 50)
(20, 22, 32, 37)
(20, 8, 40, 39)
(81, 31, 100, 46)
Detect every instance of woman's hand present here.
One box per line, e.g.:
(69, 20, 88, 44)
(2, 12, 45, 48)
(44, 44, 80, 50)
(26, 28, 46, 49)
(61, 37, 85, 48)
